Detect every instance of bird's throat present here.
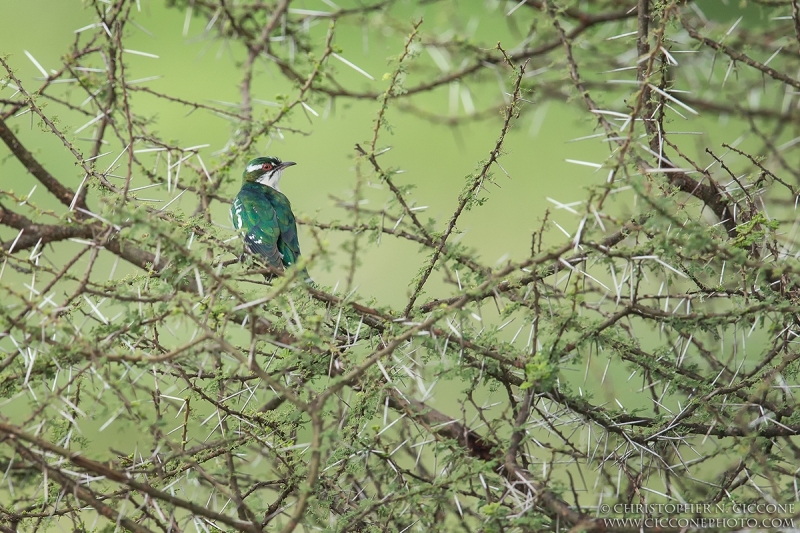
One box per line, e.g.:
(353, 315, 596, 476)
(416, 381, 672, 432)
(256, 170, 283, 191)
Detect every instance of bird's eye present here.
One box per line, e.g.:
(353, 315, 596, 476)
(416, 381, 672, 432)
(262, 163, 273, 171)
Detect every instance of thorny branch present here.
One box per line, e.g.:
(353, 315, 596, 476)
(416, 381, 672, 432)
(3, 1, 800, 532)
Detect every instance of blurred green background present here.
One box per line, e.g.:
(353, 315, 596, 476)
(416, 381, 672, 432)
(0, 0, 621, 306)
(1, 0, 768, 305)
(0, 0, 776, 474)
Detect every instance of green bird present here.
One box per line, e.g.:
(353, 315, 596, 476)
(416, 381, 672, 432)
(231, 156, 311, 283)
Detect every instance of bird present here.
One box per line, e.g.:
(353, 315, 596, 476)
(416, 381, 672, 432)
(231, 156, 312, 283)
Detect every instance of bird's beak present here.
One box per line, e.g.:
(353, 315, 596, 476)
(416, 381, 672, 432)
(280, 161, 296, 170)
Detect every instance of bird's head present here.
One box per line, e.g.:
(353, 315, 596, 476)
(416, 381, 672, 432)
(243, 156, 296, 191)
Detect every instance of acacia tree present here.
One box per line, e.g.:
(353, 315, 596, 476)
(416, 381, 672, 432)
(2, 0, 800, 531)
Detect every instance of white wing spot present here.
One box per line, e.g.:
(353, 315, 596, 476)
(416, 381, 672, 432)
(231, 199, 244, 230)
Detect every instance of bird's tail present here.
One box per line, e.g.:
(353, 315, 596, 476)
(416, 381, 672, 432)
(298, 268, 315, 287)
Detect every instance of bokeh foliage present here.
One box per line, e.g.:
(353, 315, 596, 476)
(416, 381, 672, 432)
(2, 0, 800, 532)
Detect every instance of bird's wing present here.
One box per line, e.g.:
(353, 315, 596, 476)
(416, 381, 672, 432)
(231, 188, 284, 269)
(269, 191, 302, 267)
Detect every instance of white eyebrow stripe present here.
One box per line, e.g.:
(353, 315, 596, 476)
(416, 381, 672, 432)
(246, 163, 262, 173)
